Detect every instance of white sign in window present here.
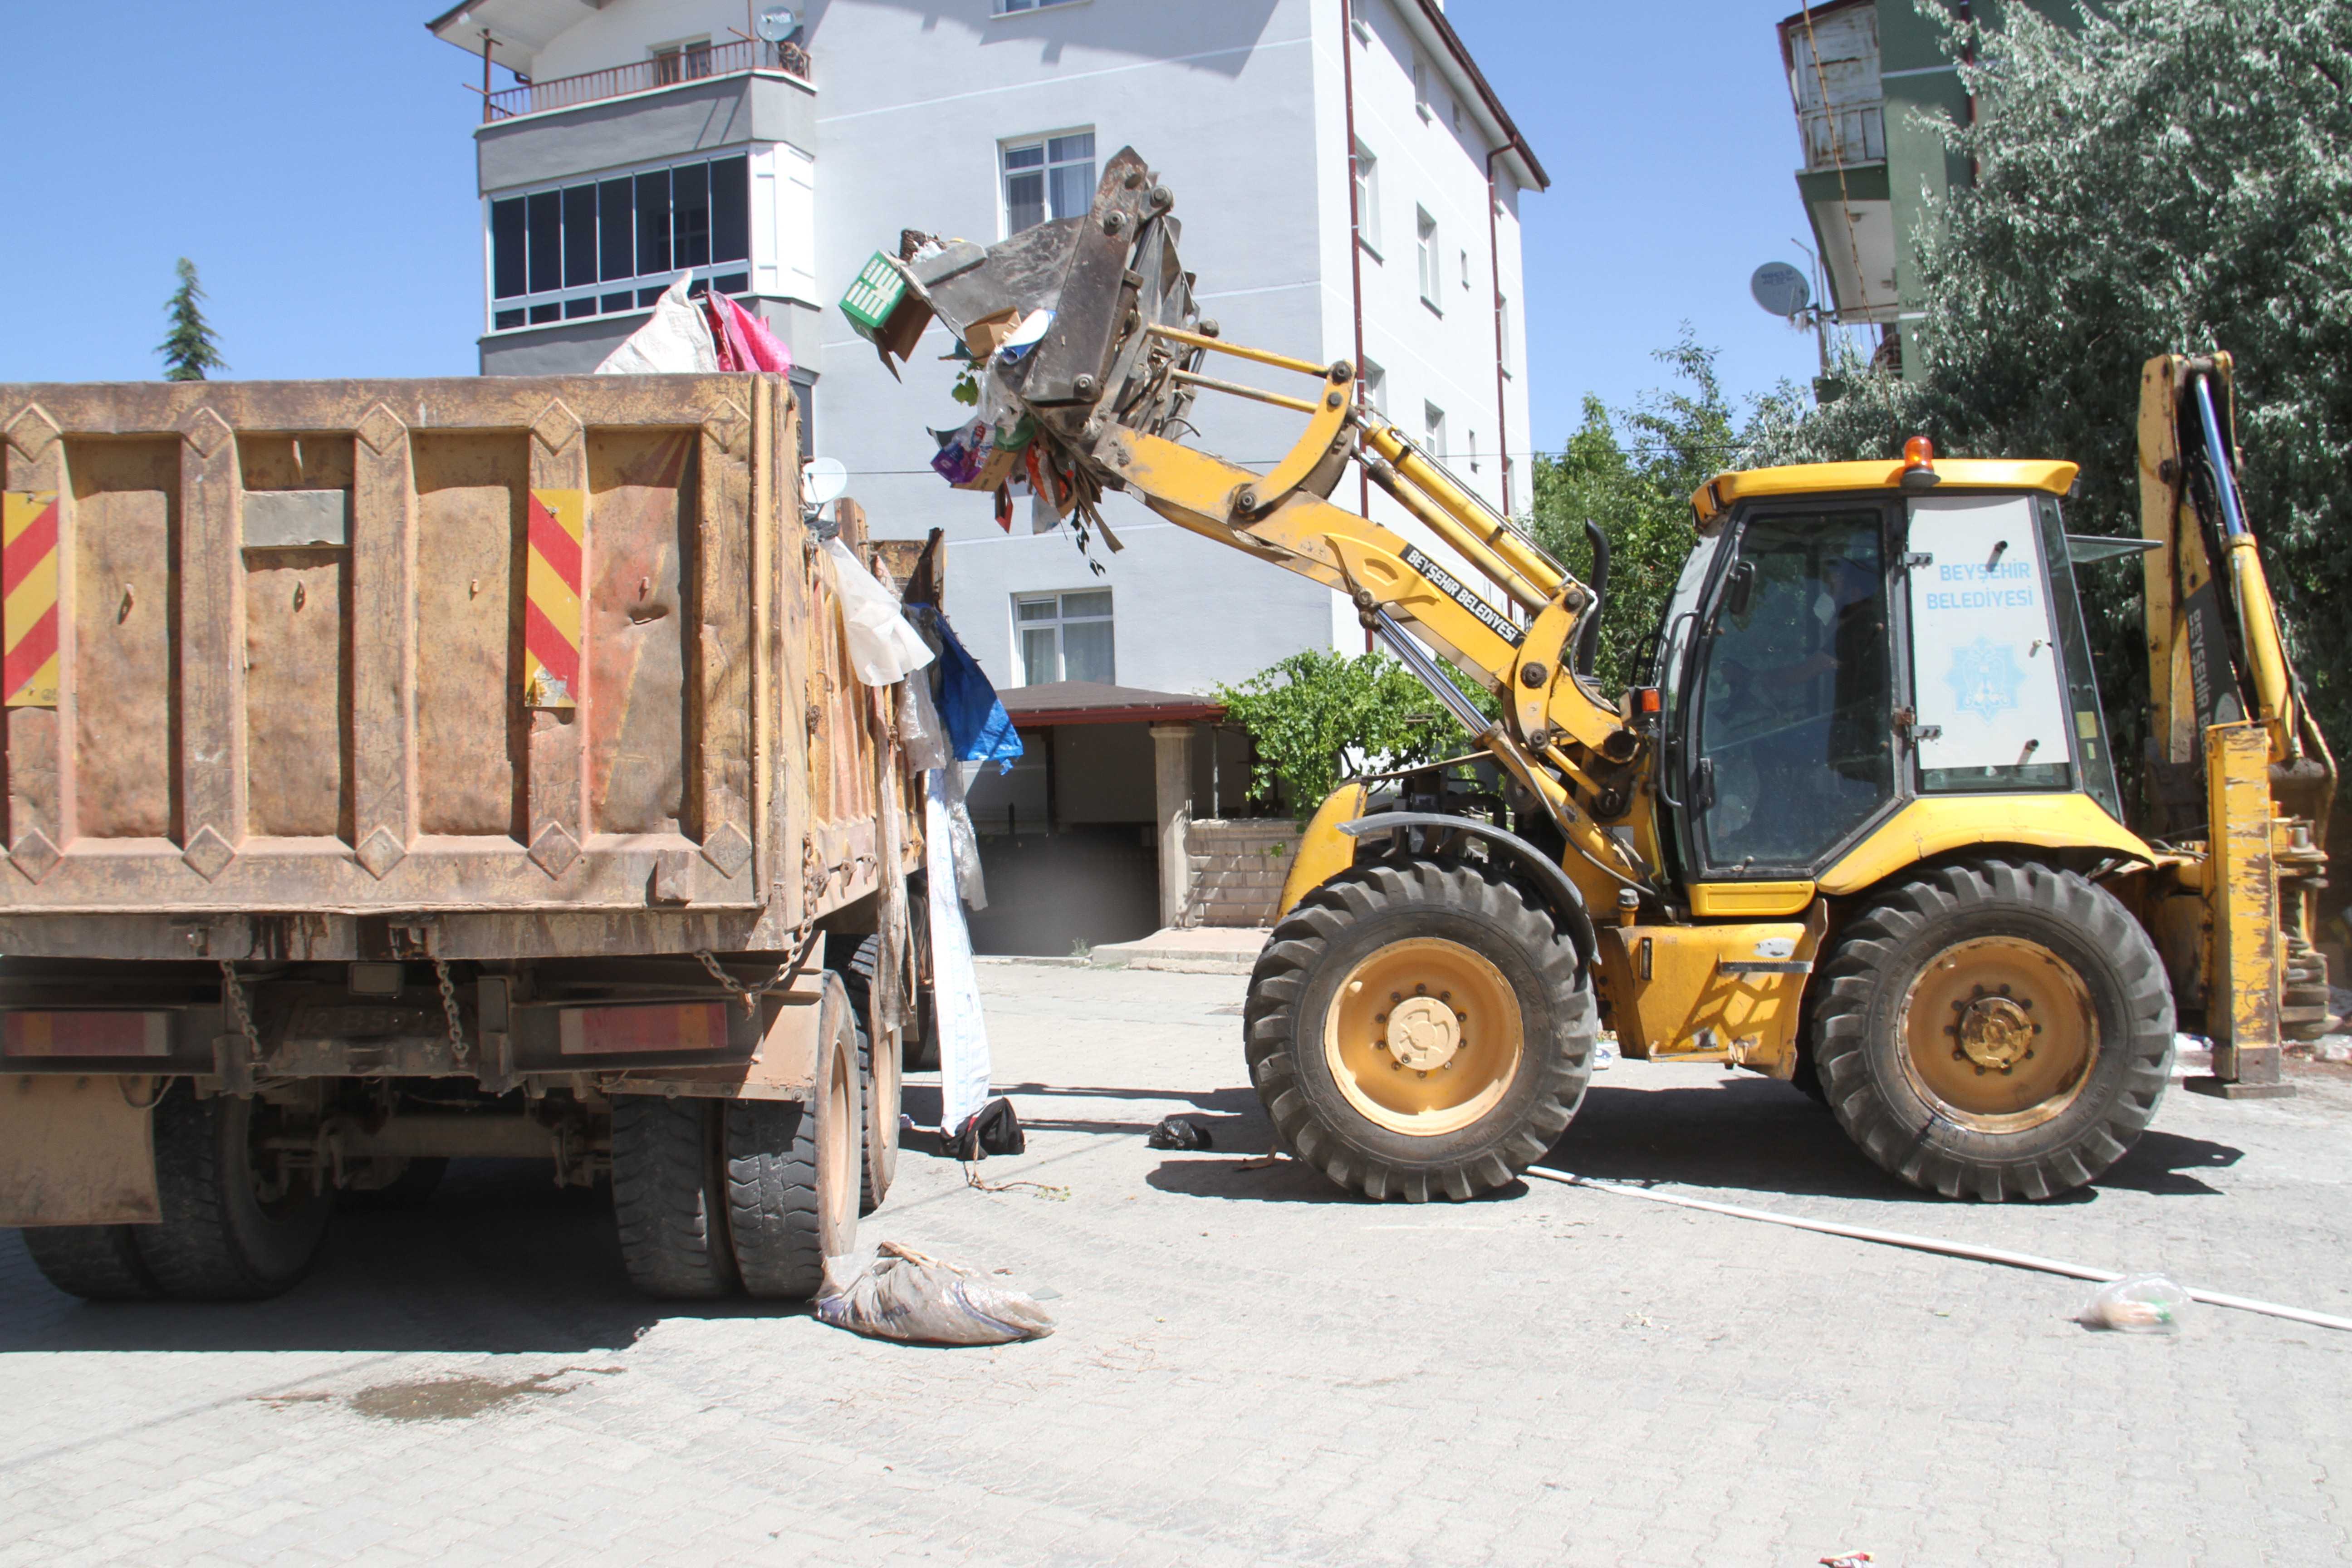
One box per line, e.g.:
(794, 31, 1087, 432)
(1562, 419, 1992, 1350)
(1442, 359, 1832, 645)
(1906, 494, 2072, 790)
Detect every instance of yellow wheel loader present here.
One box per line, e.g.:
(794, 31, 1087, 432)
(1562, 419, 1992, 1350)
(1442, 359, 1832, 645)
(859, 148, 2332, 1202)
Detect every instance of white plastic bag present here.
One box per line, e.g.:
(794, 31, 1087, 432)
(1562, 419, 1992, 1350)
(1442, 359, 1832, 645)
(899, 676, 953, 772)
(2077, 1274, 2192, 1333)
(593, 273, 718, 374)
(823, 539, 935, 687)
(814, 1242, 1055, 1345)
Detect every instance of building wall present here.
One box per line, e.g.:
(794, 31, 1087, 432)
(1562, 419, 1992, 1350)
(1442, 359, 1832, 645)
(1184, 818, 1298, 928)
(459, 0, 1539, 702)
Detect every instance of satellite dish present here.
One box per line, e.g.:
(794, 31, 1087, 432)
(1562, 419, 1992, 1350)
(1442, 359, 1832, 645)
(801, 456, 848, 509)
(1749, 261, 1811, 319)
(754, 6, 801, 43)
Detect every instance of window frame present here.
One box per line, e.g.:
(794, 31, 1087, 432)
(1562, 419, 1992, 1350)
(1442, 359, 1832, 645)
(485, 150, 754, 334)
(1000, 129, 1098, 239)
(1422, 401, 1447, 463)
(1352, 139, 1382, 261)
(1013, 589, 1116, 686)
(1358, 358, 1387, 416)
(994, 0, 1091, 13)
(1416, 207, 1441, 313)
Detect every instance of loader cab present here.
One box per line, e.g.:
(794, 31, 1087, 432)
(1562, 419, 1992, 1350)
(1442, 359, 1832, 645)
(1655, 457, 2122, 888)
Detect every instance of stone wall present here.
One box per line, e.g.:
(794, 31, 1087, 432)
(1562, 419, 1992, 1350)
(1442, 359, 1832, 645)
(1183, 818, 1297, 929)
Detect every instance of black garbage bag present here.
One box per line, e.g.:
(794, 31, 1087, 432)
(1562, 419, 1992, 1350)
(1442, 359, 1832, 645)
(1147, 1116, 1214, 1151)
(942, 1096, 1025, 1159)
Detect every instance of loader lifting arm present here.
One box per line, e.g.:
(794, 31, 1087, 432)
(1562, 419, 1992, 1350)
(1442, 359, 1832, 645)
(872, 148, 1658, 913)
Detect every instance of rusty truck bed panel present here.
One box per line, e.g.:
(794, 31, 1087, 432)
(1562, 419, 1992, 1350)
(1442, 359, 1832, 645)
(0, 377, 909, 955)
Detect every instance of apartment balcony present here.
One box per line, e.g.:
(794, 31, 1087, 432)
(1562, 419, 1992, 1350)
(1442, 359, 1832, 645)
(483, 38, 811, 124)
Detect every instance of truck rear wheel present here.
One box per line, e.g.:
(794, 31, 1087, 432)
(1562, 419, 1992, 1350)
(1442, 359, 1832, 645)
(21, 1225, 160, 1301)
(137, 1083, 336, 1301)
(830, 932, 901, 1213)
(611, 1098, 740, 1299)
(724, 972, 861, 1298)
(1245, 856, 1595, 1202)
(1812, 859, 2174, 1201)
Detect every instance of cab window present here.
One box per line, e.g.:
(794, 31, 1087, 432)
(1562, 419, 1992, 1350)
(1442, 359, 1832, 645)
(1690, 509, 1894, 872)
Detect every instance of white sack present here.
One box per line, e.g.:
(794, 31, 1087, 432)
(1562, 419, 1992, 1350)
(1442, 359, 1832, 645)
(594, 274, 718, 375)
(823, 539, 936, 687)
(926, 770, 993, 1137)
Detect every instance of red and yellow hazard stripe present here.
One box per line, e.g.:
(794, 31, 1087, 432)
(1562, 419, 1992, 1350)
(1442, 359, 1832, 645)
(3, 491, 59, 709)
(524, 487, 583, 709)
(556, 1002, 728, 1055)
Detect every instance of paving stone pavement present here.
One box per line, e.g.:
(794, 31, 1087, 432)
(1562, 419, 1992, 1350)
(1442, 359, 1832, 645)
(5, 961, 2349, 1568)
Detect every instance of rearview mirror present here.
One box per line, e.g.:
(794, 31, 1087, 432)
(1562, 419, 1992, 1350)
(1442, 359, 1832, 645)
(1723, 560, 1756, 620)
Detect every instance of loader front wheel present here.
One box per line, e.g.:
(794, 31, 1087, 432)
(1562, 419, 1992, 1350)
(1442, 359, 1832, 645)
(1811, 859, 2174, 1201)
(1244, 856, 1595, 1202)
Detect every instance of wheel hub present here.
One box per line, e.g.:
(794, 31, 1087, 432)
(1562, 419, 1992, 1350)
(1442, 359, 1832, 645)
(1385, 995, 1462, 1070)
(1955, 993, 2035, 1071)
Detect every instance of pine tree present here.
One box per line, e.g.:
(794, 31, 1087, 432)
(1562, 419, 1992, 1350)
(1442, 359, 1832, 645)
(157, 258, 227, 382)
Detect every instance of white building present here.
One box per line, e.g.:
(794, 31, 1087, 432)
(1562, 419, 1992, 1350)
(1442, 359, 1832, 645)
(430, 0, 1544, 948)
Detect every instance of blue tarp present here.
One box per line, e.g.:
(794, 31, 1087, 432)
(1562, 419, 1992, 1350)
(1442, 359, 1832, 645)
(913, 607, 1024, 772)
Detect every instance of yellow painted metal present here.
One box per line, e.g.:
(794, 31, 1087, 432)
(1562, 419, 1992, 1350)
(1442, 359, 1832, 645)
(1277, 783, 1369, 920)
(1167, 367, 1323, 416)
(1817, 794, 2155, 898)
(1360, 442, 1548, 611)
(1689, 459, 2080, 528)
(1363, 423, 1565, 601)
(1899, 935, 2096, 1130)
(2206, 721, 2281, 1071)
(1690, 881, 1816, 918)
(1589, 921, 1817, 1075)
(1145, 322, 1335, 381)
(1320, 936, 1524, 1136)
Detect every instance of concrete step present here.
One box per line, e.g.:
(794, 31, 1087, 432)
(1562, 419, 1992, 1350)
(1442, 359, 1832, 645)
(1090, 926, 1270, 974)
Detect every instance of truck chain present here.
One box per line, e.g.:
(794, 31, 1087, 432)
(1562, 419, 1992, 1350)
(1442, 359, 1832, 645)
(434, 959, 470, 1062)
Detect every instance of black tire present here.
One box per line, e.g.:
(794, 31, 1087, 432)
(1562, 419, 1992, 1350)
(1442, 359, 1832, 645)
(338, 1156, 449, 1210)
(1244, 855, 1597, 1202)
(136, 1083, 337, 1301)
(611, 1097, 740, 1299)
(725, 970, 861, 1298)
(829, 932, 901, 1214)
(1811, 859, 2174, 1201)
(20, 1225, 160, 1301)
(902, 876, 941, 1073)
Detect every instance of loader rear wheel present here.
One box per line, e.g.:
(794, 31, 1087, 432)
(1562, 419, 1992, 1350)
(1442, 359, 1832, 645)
(20, 1225, 161, 1301)
(724, 972, 861, 1298)
(1812, 859, 2174, 1201)
(611, 1097, 740, 1300)
(137, 1083, 337, 1301)
(1245, 855, 1595, 1202)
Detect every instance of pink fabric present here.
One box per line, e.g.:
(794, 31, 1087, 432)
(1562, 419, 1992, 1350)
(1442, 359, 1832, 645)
(705, 293, 793, 375)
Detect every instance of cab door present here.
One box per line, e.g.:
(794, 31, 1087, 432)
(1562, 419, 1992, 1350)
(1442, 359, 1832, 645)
(1679, 505, 1900, 876)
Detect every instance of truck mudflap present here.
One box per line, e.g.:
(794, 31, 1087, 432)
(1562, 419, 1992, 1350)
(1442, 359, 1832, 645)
(0, 1073, 162, 1225)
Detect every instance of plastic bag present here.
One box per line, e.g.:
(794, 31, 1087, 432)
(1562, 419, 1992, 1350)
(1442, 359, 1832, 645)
(899, 675, 953, 772)
(1147, 1117, 1214, 1151)
(823, 539, 935, 687)
(815, 1241, 1056, 1346)
(594, 274, 718, 374)
(2077, 1274, 2192, 1333)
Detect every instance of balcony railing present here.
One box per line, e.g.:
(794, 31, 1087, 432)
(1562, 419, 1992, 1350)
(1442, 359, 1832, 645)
(484, 38, 811, 123)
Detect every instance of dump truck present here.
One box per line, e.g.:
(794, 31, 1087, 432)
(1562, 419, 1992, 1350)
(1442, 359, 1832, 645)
(858, 147, 2332, 1202)
(0, 372, 926, 1299)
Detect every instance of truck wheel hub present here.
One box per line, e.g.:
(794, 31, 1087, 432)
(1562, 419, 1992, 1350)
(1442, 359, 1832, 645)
(1385, 996, 1461, 1070)
(1955, 995, 2034, 1070)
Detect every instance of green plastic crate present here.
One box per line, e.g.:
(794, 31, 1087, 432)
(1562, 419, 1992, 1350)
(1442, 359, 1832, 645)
(839, 252, 909, 343)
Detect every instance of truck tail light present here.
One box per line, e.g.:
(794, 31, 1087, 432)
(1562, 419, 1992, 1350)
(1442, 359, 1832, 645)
(558, 1003, 731, 1056)
(2, 1012, 172, 1057)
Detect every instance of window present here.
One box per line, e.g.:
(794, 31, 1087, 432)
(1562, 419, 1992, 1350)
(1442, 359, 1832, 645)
(1352, 140, 1382, 258)
(489, 154, 751, 331)
(1416, 208, 1440, 310)
(1413, 55, 1432, 120)
(1498, 294, 1513, 376)
(1468, 430, 1480, 473)
(1423, 402, 1446, 461)
(652, 38, 714, 86)
(995, 0, 1074, 10)
(1016, 591, 1114, 686)
(1350, 0, 1373, 40)
(1692, 510, 1893, 872)
(1002, 132, 1095, 236)
(1460, 248, 1471, 291)
(1359, 358, 1386, 416)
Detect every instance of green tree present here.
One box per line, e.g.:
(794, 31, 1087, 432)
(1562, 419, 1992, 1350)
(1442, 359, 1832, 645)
(1744, 0, 2352, 768)
(157, 258, 227, 382)
(1527, 333, 1738, 696)
(1214, 649, 1462, 817)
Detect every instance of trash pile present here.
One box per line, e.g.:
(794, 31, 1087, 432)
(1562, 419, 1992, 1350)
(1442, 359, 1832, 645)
(594, 273, 793, 376)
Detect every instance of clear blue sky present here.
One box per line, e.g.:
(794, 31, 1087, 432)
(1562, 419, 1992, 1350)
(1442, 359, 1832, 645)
(0, 1, 1839, 455)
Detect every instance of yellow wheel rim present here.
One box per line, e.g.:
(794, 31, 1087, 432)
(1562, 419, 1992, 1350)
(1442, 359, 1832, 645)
(1321, 937, 1524, 1137)
(1900, 936, 2096, 1131)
